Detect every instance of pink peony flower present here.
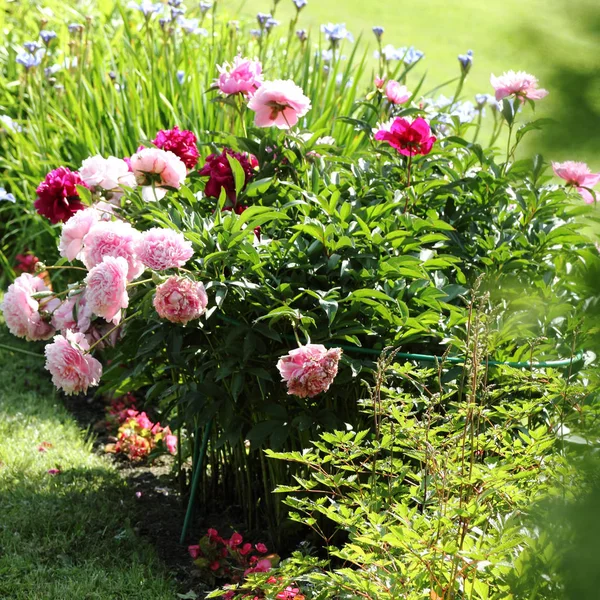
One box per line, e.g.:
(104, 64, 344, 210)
(247, 80, 311, 129)
(79, 155, 136, 191)
(34, 167, 88, 224)
(51, 290, 93, 333)
(374, 117, 436, 157)
(552, 161, 600, 204)
(152, 126, 199, 170)
(153, 276, 208, 325)
(385, 80, 411, 105)
(164, 431, 178, 455)
(44, 330, 102, 395)
(135, 227, 193, 270)
(216, 56, 263, 96)
(199, 149, 256, 201)
(130, 147, 187, 201)
(0, 273, 56, 341)
(59, 207, 99, 262)
(81, 220, 143, 281)
(244, 558, 272, 577)
(85, 256, 129, 324)
(277, 344, 342, 398)
(490, 70, 548, 103)
(374, 75, 385, 89)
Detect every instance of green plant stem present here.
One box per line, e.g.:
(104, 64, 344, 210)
(87, 310, 140, 352)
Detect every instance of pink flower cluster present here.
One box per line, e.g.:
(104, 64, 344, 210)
(277, 344, 342, 398)
(44, 330, 102, 395)
(154, 276, 208, 324)
(110, 410, 177, 460)
(188, 529, 274, 584)
(552, 161, 600, 204)
(1, 273, 56, 341)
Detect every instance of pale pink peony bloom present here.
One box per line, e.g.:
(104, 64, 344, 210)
(0, 273, 56, 341)
(247, 79, 311, 129)
(51, 290, 93, 333)
(385, 80, 411, 105)
(129, 148, 187, 202)
(490, 70, 548, 103)
(135, 228, 193, 271)
(59, 207, 99, 262)
(81, 220, 143, 281)
(153, 276, 208, 325)
(552, 161, 600, 204)
(79, 155, 136, 191)
(217, 56, 263, 96)
(85, 256, 129, 324)
(164, 430, 178, 454)
(277, 344, 342, 398)
(44, 329, 102, 395)
(374, 75, 385, 89)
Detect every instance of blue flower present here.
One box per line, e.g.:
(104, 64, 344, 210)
(23, 41, 42, 54)
(321, 23, 353, 45)
(265, 17, 279, 31)
(457, 49, 473, 75)
(0, 115, 22, 133)
(0, 187, 16, 203)
(296, 29, 307, 42)
(168, 0, 184, 5)
(68, 23, 84, 34)
(372, 26, 384, 41)
(199, 1, 212, 13)
(129, 0, 164, 16)
(176, 70, 185, 84)
(293, 0, 308, 9)
(159, 17, 172, 28)
(256, 12, 271, 27)
(16, 49, 44, 69)
(250, 28, 262, 38)
(400, 46, 424, 65)
(451, 101, 476, 123)
(40, 30, 57, 45)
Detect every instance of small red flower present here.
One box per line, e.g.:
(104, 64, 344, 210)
(188, 544, 201, 559)
(34, 167, 88, 224)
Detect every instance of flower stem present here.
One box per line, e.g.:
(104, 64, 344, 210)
(127, 278, 154, 288)
(87, 310, 141, 353)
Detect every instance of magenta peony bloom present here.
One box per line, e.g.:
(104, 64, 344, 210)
(59, 207, 99, 262)
(188, 545, 201, 559)
(374, 117, 436, 157)
(490, 70, 548, 103)
(153, 276, 208, 325)
(85, 256, 129, 324)
(247, 79, 311, 129)
(216, 56, 263, 96)
(199, 148, 255, 201)
(152, 126, 200, 170)
(277, 343, 342, 398)
(0, 273, 56, 341)
(34, 167, 89, 224)
(81, 220, 143, 281)
(79, 155, 136, 191)
(135, 227, 193, 270)
(552, 161, 600, 204)
(130, 147, 187, 202)
(44, 330, 102, 395)
(51, 290, 93, 334)
(385, 80, 411, 105)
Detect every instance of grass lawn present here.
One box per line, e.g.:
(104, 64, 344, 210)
(224, 0, 600, 166)
(0, 328, 178, 600)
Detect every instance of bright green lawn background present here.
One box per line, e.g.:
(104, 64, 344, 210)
(223, 0, 600, 166)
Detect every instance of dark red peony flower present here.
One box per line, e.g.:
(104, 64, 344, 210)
(374, 117, 436, 157)
(152, 126, 199, 170)
(15, 253, 40, 274)
(199, 148, 255, 201)
(34, 167, 88, 224)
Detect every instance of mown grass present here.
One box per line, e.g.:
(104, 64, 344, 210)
(0, 326, 178, 600)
